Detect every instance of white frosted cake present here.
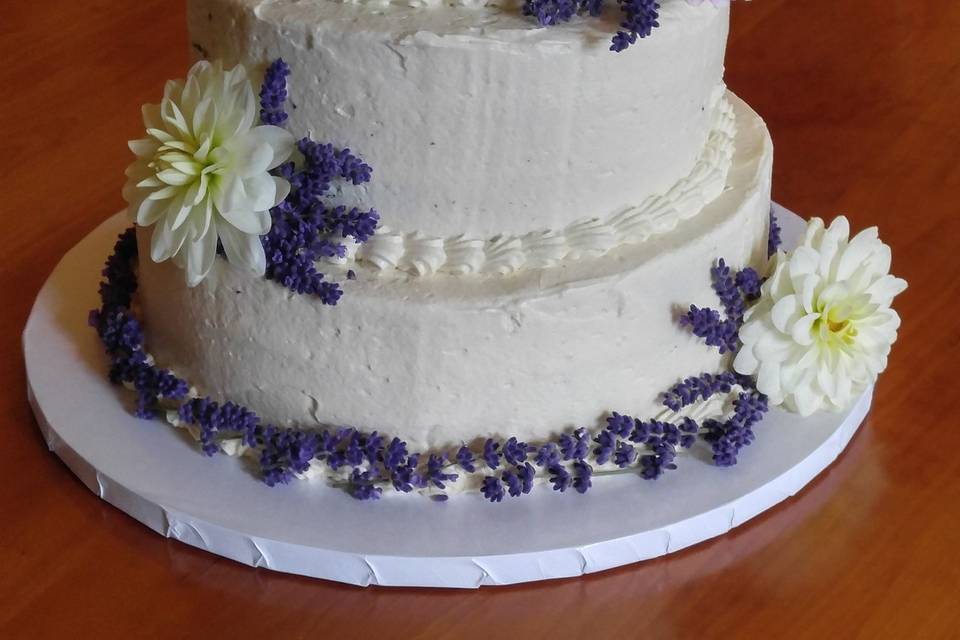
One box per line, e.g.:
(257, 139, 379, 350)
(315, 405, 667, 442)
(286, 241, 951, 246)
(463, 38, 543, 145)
(92, 0, 903, 499)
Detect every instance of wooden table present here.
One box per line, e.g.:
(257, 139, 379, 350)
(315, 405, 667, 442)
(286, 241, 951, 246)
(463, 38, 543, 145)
(3, 2, 958, 637)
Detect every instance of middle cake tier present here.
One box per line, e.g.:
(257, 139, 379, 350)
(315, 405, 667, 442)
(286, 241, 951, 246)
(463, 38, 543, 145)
(136, 94, 771, 452)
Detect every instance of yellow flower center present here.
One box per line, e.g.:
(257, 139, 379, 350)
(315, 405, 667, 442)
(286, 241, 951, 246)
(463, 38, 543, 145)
(827, 318, 848, 333)
(817, 306, 858, 348)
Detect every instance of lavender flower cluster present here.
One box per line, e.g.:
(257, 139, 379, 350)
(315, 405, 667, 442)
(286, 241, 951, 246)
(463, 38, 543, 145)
(257, 58, 379, 305)
(679, 257, 763, 355)
(522, 0, 660, 52)
(88, 229, 189, 420)
(259, 59, 290, 126)
(769, 207, 783, 257)
(679, 208, 782, 350)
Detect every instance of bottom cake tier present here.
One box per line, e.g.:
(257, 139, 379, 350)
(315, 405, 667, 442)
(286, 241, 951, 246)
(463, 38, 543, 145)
(136, 94, 773, 452)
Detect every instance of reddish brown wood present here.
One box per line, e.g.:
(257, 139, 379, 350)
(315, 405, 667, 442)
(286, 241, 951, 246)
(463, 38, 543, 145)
(2, 2, 958, 637)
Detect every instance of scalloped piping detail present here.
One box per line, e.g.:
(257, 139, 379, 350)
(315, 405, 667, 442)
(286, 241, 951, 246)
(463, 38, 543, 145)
(353, 92, 736, 277)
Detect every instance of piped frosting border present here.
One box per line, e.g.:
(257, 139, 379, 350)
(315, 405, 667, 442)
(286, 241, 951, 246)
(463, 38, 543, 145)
(350, 91, 736, 276)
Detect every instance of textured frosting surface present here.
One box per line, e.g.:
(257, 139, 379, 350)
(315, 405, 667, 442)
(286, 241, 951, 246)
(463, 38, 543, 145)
(351, 90, 736, 275)
(136, 95, 772, 452)
(187, 0, 730, 240)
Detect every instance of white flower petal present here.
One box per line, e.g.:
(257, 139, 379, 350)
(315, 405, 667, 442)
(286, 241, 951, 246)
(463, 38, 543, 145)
(250, 125, 296, 169)
(802, 217, 826, 247)
(219, 223, 266, 276)
(181, 180, 204, 213)
(211, 173, 240, 213)
(733, 343, 759, 375)
(167, 191, 193, 231)
(156, 169, 194, 187)
(836, 226, 878, 281)
(161, 100, 192, 142)
(273, 176, 291, 207)
(799, 274, 819, 314)
(192, 97, 215, 141)
(770, 294, 799, 333)
(817, 363, 839, 403)
(171, 161, 201, 176)
(182, 218, 219, 287)
(180, 72, 202, 117)
(756, 359, 783, 402)
(789, 246, 819, 277)
(779, 360, 809, 394)
(826, 216, 850, 244)
(135, 197, 166, 227)
(791, 385, 821, 417)
(242, 172, 278, 212)
(754, 330, 795, 363)
(150, 214, 190, 263)
(147, 185, 180, 201)
(128, 138, 159, 158)
(225, 137, 274, 179)
(865, 275, 908, 306)
(818, 282, 849, 307)
(146, 127, 175, 144)
(791, 313, 819, 346)
(136, 176, 164, 189)
(220, 207, 271, 236)
(162, 78, 184, 105)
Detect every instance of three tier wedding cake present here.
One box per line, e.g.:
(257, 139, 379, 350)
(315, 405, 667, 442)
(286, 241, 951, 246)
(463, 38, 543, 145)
(90, 0, 905, 500)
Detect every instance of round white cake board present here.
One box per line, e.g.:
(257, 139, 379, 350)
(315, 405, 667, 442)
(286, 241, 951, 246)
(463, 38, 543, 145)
(23, 204, 872, 588)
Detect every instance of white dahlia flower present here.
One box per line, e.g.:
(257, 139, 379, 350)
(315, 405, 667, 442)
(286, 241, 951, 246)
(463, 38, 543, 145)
(734, 216, 907, 416)
(123, 60, 295, 286)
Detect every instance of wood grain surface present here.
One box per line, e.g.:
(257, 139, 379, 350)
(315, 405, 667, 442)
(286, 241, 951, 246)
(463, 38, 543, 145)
(2, 1, 958, 638)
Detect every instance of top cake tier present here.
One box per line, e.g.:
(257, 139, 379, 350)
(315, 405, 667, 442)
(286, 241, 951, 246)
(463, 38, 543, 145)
(188, 0, 729, 241)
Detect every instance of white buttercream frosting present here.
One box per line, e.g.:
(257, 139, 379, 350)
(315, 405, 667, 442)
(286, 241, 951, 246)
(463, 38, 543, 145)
(349, 92, 735, 275)
(136, 95, 772, 452)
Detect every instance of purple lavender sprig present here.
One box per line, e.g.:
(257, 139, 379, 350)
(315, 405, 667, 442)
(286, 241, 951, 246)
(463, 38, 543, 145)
(482, 475, 505, 502)
(680, 254, 769, 355)
(503, 436, 535, 466)
(522, 0, 581, 26)
(483, 438, 502, 470)
(259, 426, 322, 486)
(769, 208, 783, 257)
(178, 398, 260, 456)
(572, 460, 593, 493)
(259, 58, 291, 126)
(558, 427, 590, 461)
(456, 445, 477, 472)
(662, 371, 739, 412)
(256, 62, 379, 305)
(712, 258, 748, 325)
(611, 0, 660, 53)
(502, 463, 536, 497)
(701, 389, 769, 466)
(349, 468, 383, 501)
(426, 453, 458, 489)
(679, 305, 740, 354)
(522, 0, 660, 53)
(88, 229, 189, 419)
